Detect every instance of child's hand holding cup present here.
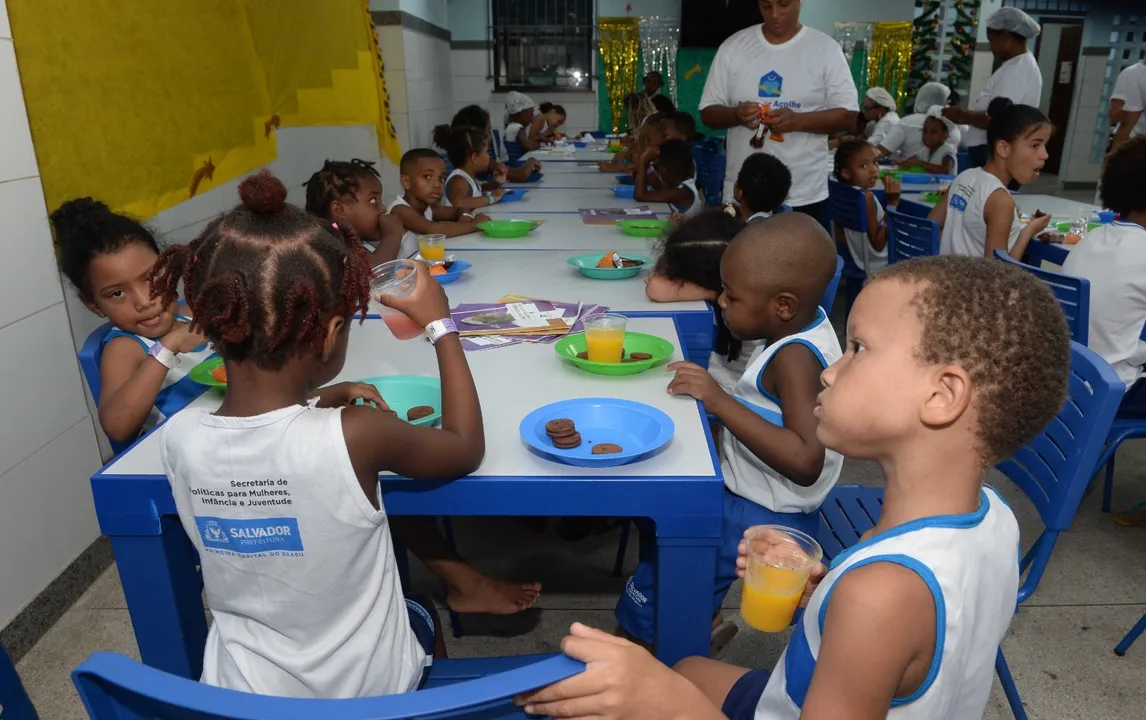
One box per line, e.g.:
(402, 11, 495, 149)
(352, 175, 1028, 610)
(371, 260, 450, 341)
(736, 526, 824, 632)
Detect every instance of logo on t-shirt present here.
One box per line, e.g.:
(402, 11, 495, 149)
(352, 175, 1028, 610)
(758, 71, 783, 99)
(949, 194, 968, 212)
(195, 516, 304, 556)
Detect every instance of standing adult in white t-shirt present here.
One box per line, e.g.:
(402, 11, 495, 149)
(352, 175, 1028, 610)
(1110, 60, 1146, 153)
(943, 8, 1043, 171)
(699, 0, 858, 224)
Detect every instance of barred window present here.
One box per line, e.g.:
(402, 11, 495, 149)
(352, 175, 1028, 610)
(491, 0, 595, 92)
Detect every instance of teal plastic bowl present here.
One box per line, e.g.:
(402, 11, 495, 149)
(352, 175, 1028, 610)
(567, 253, 650, 280)
(357, 375, 442, 427)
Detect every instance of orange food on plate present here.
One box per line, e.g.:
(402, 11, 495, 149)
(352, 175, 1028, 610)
(210, 365, 227, 383)
(428, 264, 447, 276)
(596, 252, 619, 269)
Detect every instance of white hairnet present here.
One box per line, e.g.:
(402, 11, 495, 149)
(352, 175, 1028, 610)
(865, 87, 897, 112)
(987, 7, 1041, 39)
(914, 82, 952, 114)
(925, 106, 956, 134)
(504, 91, 536, 123)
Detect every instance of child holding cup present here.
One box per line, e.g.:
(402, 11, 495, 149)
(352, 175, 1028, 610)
(517, 255, 1070, 719)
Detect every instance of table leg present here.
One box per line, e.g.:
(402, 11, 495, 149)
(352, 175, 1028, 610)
(653, 536, 718, 667)
(110, 516, 207, 679)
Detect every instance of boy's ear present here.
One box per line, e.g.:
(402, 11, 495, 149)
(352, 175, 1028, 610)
(774, 292, 799, 322)
(921, 364, 974, 428)
(321, 315, 346, 361)
(734, 186, 744, 203)
(400, 174, 412, 191)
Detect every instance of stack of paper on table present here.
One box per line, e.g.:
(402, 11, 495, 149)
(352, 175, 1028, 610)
(579, 206, 657, 224)
(451, 297, 610, 352)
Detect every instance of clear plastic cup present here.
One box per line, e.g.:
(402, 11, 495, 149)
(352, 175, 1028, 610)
(370, 259, 423, 340)
(418, 234, 446, 262)
(740, 526, 822, 632)
(583, 313, 627, 363)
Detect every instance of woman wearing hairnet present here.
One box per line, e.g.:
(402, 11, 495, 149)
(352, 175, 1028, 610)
(862, 87, 900, 147)
(943, 7, 1043, 170)
(876, 82, 963, 160)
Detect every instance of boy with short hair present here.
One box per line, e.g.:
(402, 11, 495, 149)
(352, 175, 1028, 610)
(734, 153, 793, 221)
(519, 255, 1071, 720)
(387, 149, 487, 257)
(615, 213, 844, 651)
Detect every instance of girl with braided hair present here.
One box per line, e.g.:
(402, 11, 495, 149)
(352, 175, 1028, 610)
(304, 158, 406, 264)
(152, 171, 539, 697)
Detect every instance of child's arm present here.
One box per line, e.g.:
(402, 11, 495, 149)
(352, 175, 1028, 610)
(645, 273, 717, 303)
(800, 564, 937, 719)
(342, 264, 484, 500)
(670, 343, 827, 485)
(983, 191, 1051, 260)
(364, 213, 406, 265)
(506, 159, 541, 182)
(927, 190, 949, 227)
(911, 155, 955, 175)
(864, 179, 899, 253)
(390, 204, 480, 238)
(518, 117, 545, 151)
(97, 323, 205, 443)
(446, 176, 504, 211)
(634, 153, 693, 207)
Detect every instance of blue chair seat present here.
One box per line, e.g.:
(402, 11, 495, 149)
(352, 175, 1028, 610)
(1, 642, 38, 719)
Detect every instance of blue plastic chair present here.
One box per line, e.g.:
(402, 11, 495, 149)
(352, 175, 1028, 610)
(886, 207, 941, 264)
(705, 154, 725, 208)
(822, 256, 844, 314)
(827, 181, 869, 311)
(957, 149, 970, 173)
(896, 197, 933, 219)
(504, 140, 525, 164)
(72, 651, 583, 720)
(1, 643, 37, 720)
(1116, 613, 1146, 656)
(816, 342, 1123, 720)
(78, 322, 134, 456)
(993, 251, 1090, 344)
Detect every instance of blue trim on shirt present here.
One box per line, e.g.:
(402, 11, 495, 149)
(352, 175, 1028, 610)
(154, 369, 212, 419)
(1112, 220, 1146, 231)
(754, 331, 831, 407)
(814, 554, 947, 707)
(669, 183, 698, 214)
(734, 396, 784, 427)
(783, 616, 817, 707)
(829, 490, 991, 571)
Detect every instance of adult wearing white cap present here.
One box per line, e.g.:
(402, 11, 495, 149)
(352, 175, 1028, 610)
(876, 82, 963, 160)
(862, 87, 900, 147)
(503, 91, 537, 154)
(943, 7, 1042, 170)
(699, 0, 858, 224)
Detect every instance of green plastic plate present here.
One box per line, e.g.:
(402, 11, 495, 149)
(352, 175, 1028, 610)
(189, 356, 226, 390)
(567, 253, 651, 280)
(476, 220, 538, 238)
(554, 332, 675, 376)
(615, 219, 671, 238)
(1054, 221, 1100, 233)
(358, 375, 442, 427)
(923, 191, 942, 204)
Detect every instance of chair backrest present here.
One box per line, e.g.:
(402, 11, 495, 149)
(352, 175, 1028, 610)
(821, 256, 844, 313)
(0, 642, 37, 720)
(489, 130, 501, 162)
(504, 140, 525, 164)
(956, 148, 970, 173)
(993, 250, 1091, 345)
(73, 652, 583, 720)
(886, 207, 941, 264)
(827, 180, 867, 233)
(896, 197, 933, 219)
(997, 342, 1122, 603)
(78, 322, 114, 407)
(705, 153, 726, 207)
(439, 153, 454, 173)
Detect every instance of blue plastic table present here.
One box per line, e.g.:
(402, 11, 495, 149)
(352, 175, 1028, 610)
(89, 316, 723, 680)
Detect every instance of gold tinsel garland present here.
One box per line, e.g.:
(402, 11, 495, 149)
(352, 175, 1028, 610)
(598, 17, 640, 133)
(868, 21, 914, 112)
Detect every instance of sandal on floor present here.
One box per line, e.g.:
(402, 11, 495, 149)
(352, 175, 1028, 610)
(1113, 501, 1146, 527)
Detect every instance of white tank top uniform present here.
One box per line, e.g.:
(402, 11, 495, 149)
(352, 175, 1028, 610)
(841, 190, 888, 274)
(101, 315, 214, 436)
(939, 168, 1020, 258)
(723, 309, 844, 513)
(162, 404, 427, 698)
(670, 178, 704, 218)
(443, 169, 482, 207)
(915, 143, 958, 172)
(747, 211, 772, 222)
(387, 196, 432, 259)
(504, 122, 524, 146)
(753, 486, 1020, 719)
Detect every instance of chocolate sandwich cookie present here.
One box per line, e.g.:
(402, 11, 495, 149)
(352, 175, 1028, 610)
(591, 443, 623, 455)
(552, 432, 583, 449)
(407, 405, 435, 421)
(545, 418, 577, 438)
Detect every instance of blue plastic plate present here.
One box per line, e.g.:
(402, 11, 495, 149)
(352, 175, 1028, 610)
(500, 188, 528, 203)
(613, 185, 635, 199)
(358, 375, 442, 427)
(615, 175, 635, 185)
(519, 398, 675, 468)
(430, 260, 472, 285)
(573, 141, 589, 148)
(900, 173, 956, 184)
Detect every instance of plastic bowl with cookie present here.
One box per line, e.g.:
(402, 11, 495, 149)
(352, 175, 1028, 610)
(356, 375, 442, 427)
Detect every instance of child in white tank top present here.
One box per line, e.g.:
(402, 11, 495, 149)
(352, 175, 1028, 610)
(934, 99, 1054, 259)
(833, 140, 900, 275)
(432, 124, 506, 210)
(153, 171, 537, 698)
(387, 150, 490, 259)
(522, 255, 1073, 720)
(635, 138, 703, 217)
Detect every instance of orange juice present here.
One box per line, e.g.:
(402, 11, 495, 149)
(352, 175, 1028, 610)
(585, 329, 625, 363)
(419, 235, 446, 261)
(740, 566, 806, 632)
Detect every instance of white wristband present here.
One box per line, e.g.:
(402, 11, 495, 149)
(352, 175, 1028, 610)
(148, 342, 179, 370)
(425, 318, 458, 345)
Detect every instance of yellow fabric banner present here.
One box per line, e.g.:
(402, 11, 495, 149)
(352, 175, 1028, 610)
(8, 0, 398, 218)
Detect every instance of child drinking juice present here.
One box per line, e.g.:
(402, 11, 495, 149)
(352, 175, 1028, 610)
(151, 172, 538, 698)
(644, 211, 748, 394)
(933, 98, 1053, 258)
(51, 199, 212, 444)
(834, 139, 902, 274)
(387, 150, 488, 258)
(733, 153, 792, 221)
(450, 105, 541, 183)
(616, 213, 844, 651)
(635, 139, 703, 218)
(521, 255, 1070, 720)
(304, 158, 406, 264)
(899, 108, 958, 175)
(431, 124, 506, 210)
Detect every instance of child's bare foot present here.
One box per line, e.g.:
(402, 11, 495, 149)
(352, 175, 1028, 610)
(446, 573, 541, 615)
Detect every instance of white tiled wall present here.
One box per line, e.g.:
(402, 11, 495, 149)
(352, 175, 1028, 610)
(402, 28, 454, 149)
(0, 5, 104, 629)
(1058, 53, 1106, 187)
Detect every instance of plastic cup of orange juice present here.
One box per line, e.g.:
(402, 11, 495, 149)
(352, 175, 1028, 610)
(740, 526, 822, 632)
(370, 259, 423, 340)
(583, 313, 627, 363)
(418, 234, 446, 262)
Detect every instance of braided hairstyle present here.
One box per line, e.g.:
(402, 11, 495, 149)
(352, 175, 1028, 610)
(50, 198, 160, 299)
(432, 124, 487, 169)
(303, 158, 381, 220)
(151, 171, 372, 371)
